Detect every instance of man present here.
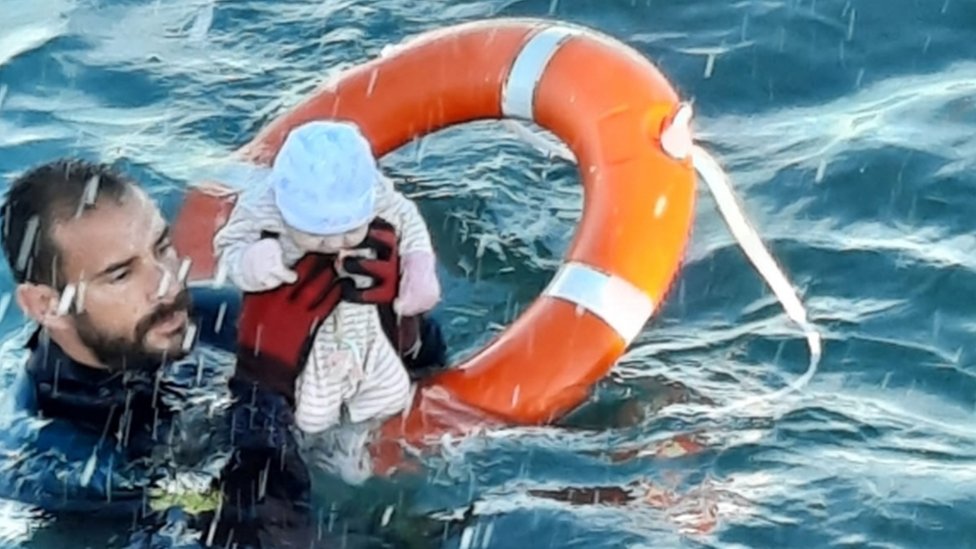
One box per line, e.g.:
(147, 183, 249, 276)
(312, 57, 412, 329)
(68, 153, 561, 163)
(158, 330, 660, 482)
(0, 159, 456, 548)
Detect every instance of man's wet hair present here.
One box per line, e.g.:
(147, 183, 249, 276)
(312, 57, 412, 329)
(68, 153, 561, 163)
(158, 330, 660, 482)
(1, 159, 134, 287)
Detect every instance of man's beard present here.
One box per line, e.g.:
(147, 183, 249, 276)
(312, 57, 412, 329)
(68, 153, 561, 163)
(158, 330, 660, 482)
(74, 290, 193, 372)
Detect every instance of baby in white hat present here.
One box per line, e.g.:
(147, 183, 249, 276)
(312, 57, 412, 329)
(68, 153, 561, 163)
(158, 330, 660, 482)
(213, 120, 440, 482)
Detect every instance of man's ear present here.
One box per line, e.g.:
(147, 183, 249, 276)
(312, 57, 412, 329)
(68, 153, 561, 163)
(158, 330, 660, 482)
(15, 283, 72, 331)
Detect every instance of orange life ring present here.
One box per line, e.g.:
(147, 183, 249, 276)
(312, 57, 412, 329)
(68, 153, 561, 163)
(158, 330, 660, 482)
(173, 18, 695, 463)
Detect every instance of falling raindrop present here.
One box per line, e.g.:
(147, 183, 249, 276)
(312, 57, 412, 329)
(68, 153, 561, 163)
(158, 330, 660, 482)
(105, 456, 113, 503)
(15, 216, 39, 275)
(213, 260, 229, 288)
(846, 9, 856, 41)
(214, 302, 227, 333)
(80, 451, 98, 488)
(414, 134, 429, 166)
(0, 293, 11, 323)
(481, 521, 494, 548)
(815, 159, 827, 183)
(367, 68, 380, 97)
(654, 196, 668, 218)
(122, 394, 134, 449)
(548, 0, 559, 15)
(75, 281, 87, 314)
(52, 359, 61, 396)
(254, 324, 264, 356)
(380, 505, 394, 527)
(75, 175, 101, 218)
(152, 406, 160, 441)
(459, 526, 474, 549)
(156, 269, 173, 299)
(195, 356, 204, 386)
(177, 258, 191, 285)
(188, 1, 214, 42)
(182, 323, 198, 353)
(205, 499, 220, 546)
(56, 284, 76, 316)
(258, 460, 270, 500)
(0, 85, 7, 112)
(327, 502, 337, 533)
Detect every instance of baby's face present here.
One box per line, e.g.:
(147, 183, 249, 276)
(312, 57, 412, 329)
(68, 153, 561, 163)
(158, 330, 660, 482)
(287, 223, 370, 254)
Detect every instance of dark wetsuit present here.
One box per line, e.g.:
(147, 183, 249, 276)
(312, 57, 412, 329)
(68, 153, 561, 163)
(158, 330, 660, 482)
(8, 327, 306, 547)
(0, 281, 451, 548)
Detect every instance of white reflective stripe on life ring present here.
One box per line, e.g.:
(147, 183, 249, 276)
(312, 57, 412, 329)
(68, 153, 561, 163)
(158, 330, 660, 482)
(542, 261, 654, 344)
(501, 26, 578, 121)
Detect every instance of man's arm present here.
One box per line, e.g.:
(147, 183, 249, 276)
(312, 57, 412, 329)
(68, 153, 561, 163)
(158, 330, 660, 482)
(0, 419, 151, 514)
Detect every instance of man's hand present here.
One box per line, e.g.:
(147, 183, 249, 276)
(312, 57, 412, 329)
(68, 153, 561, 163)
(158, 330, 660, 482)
(239, 238, 298, 291)
(236, 253, 345, 398)
(338, 219, 399, 305)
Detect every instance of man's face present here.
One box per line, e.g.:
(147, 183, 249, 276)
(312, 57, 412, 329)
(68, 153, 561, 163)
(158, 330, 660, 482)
(53, 188, 191, 369)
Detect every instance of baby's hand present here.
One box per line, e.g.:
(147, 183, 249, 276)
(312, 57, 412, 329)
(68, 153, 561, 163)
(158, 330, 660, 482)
(395, 251, 441, 316)
(239, 238, 298, 291)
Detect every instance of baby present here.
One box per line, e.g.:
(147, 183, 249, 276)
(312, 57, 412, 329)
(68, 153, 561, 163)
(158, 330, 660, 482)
(213, 120, 440, 481)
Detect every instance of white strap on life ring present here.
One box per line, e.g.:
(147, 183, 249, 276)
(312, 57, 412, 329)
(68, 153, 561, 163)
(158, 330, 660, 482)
(689, 141, 823, 415)
(507, 105, 823, 415)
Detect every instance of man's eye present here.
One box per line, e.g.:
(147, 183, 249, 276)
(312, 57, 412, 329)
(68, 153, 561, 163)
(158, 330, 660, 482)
(110, 269, 130, 282)
(158, 240, 175, 254)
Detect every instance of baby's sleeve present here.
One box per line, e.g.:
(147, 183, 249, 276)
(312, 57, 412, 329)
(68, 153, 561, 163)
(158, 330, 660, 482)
(212, 186, 284, 288)
(372, 174, 434, 255)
